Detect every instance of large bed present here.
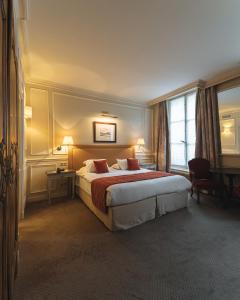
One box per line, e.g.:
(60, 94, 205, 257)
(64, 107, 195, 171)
(69, 145, 191, 231)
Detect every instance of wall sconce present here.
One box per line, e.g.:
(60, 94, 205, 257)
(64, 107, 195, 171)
(100, 111, 118, 119)
(56, 135, 74, 151)
(222, 124, 233, 135)
(223, 127, 231, 135)
(24, 106, 32, 119)
(136, 138, 145, 152)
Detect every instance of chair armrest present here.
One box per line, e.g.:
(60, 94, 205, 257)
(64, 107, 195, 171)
(189, 171, 196, 182)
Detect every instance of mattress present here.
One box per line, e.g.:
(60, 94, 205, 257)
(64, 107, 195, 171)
(76, 168, 191, 208)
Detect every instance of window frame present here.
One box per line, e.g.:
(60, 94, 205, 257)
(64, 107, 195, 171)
(168, 91, 196, 171)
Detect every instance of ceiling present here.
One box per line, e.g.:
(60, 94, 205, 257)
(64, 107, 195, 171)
(23, 0, 240, 104)
(218, 86, 240, 113)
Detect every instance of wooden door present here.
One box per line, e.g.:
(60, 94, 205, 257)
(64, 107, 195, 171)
(1, 0, 9, 299)
(6, 35, 19, 300)
(0, 0, 19, 299)
(0, 0, 4, 297)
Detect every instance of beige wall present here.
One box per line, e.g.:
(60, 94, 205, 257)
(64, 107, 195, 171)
(222, 155, 240, 168)
(26, 82, 153, 202)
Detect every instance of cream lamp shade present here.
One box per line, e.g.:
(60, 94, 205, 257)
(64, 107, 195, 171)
(62, 136, 74, 146)
(137, 138, 145, 146)
(24, 106, 32, 119)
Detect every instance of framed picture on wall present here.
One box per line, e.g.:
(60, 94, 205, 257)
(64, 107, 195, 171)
(93, 122, 117, 143)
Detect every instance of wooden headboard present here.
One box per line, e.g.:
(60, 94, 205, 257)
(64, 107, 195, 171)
(68, 145, 134, 171)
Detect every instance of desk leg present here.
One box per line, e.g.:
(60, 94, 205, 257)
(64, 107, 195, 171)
(222, 174, 235, 208)
(228, 174, 234, 198)
(72, 177, 75, 199)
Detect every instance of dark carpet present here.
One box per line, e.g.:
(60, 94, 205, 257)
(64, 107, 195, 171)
(14, 197, 240, 300)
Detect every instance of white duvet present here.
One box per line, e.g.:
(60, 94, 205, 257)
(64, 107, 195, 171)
(76, 168, 192, 207)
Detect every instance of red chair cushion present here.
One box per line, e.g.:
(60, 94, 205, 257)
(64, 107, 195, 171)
(94, 159, 109, 173)
(192, 179, 220, 190)
(127, 158, 140, 170)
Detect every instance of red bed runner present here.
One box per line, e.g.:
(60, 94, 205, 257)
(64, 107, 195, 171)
(91, 171, 173, 213)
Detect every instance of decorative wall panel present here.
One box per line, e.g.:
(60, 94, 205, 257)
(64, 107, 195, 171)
(29, 163, 57, 194)
(52, 92, 149, 150)
(26, 82, 153, 202)
(29, 88, 49, 155)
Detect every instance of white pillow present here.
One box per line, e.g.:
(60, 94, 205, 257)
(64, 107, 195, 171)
(111, 163, 121, 170)
(83, 159, 104, 166)
(117, 159, 128, 170)
(77, 166, 87, 175)
(85, 161, 96, 173)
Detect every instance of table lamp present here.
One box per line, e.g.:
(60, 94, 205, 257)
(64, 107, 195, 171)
(137, 138, 145, 152)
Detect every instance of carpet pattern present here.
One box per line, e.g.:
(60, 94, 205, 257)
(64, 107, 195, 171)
(14, 197, 240, 300)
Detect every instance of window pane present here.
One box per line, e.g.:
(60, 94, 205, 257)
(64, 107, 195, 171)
(170, 97, 185, 122)
(187, 93, 196, 120)
(169, 92, 196, 170)
(186, 120, 196, 144)
(171, 144, 186, 166)
(170, 121, 185, 143)
(187, 144, 195, 162)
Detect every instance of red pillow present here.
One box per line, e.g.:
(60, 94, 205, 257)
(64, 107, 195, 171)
(94, 159, 109, 173)
(127, 158, 140, 170)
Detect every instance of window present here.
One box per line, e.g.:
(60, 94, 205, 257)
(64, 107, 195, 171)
(169, 92, 196, 171)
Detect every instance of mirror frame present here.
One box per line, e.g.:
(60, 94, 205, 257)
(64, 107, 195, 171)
(217, 77, 240, 157)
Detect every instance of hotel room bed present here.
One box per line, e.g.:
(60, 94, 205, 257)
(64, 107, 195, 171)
(75, 167, 191, 231)
(68, 145, 191, 231)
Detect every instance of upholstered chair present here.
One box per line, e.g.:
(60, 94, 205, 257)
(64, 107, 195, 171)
(188, 158, 220, 203)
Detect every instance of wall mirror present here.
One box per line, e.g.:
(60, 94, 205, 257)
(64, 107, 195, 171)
(218, 86, 240, 155)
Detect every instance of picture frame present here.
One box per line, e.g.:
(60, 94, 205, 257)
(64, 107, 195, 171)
(93, 122, 117, 143)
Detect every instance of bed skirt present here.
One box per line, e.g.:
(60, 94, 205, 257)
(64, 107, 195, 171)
(76, 187, 156, 231)
(76, 187, 190, 231)
(157, 191, 189, 216)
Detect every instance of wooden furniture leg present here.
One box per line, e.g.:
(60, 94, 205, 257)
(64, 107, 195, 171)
(191, 187, 193, 197)
(197, 190, 200, 204)
(71, 176, 75, 199)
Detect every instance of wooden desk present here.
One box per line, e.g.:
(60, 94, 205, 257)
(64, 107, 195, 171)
(210, 168, 240, 197)
(46, 170, 76, 204)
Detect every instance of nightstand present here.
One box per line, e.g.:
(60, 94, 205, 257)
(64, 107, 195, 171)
(46, 169, 76, 204)
(140, 163, 157, 170)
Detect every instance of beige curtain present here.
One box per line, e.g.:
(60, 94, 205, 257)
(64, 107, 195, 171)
(195, 86, 222, 168)
(153, 101, 170, 171)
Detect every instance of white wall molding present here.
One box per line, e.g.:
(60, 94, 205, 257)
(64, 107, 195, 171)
(29, 163, 57, 194)
(26, 156, 67, 163)
(51, 90, 145, 111)
(26, 157, 69, 202)
(206, 66, 240, 89)
(29, 87, 50, 156)
(26, 79, 148, 109)
(148, 67, 240, 107)
(148, 80, 205, 106)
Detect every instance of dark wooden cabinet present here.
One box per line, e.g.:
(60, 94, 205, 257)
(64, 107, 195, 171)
(0, 0, 19, 299)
